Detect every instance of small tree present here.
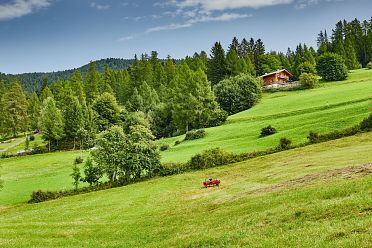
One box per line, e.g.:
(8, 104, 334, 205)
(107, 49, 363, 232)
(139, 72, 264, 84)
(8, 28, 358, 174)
(82, 157, 102, 186)
(299, 73, 318, 89)
(367, 62, 372, 70)
(260, 125, 277, 137)
(316, 53, 348, 81)
(25, 136, 30, 150)
(70, 164, 81, 190)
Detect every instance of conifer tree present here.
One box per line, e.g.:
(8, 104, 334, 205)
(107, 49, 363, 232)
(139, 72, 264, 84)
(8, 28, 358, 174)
(63, 94, 84, 149)
(39, 97, 64, 152)
(27, 92, 41, 131)
(85, 62, 100, 104)
(3, 81, 28, 137)
(71, 70, 86, 104)
(207, 42, 227, 85)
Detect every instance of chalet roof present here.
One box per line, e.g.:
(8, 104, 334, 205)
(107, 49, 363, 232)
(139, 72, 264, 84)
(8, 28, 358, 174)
(259, 69, 293, 78)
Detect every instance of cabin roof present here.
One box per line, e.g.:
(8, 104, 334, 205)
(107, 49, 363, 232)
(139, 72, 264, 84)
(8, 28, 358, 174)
(259, 69, 293, 78)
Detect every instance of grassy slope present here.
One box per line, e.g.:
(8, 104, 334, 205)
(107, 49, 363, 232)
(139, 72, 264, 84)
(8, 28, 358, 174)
(159, 69, 372, 163)
(0, 132, 371, 247)
(0, 151, 87, 205)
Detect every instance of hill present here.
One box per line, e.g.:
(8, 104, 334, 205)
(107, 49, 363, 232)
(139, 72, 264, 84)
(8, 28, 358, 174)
(159, 69, 372, 163)
(1, 132, 371, 247)
(0, 58, 134, 93)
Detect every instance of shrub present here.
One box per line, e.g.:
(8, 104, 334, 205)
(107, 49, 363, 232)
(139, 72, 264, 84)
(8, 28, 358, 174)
(316, 53, 348, 81)
(174, 140, 181, 146)
(187, 148, 235, 170)
(360, 114, 372, 131)
(29, 190, 60, 203)
(299, 73, 318, 89)
(82, 157, 102, 186)
(307, 131, 320, 143)
(207, 108, 228, 127)
(279, 137, 292, 150)
(260, 125, 277, 137)
(185, 129, 206, 141)
(297, 61, 316, 77)
(367, 62, 372, 69)
(74, 156, 84, 165)
(156, 163, 188, 176)
(31, 143, 47, 154)
(214, 73, 262, 115)
(29, 135, 35, 141)
(160, 144, 170, 151)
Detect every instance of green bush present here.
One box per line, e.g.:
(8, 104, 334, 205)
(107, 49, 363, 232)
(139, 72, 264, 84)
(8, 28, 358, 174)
(156, 163, 188, 176)
(279, 137, 292, 150)
(187, 147, 236, 170)
(214, 73, 262, 115)
(29, 190, 60, 203)
(185, 129, 206, 141)
(307, 131, 320, 143)
(260, 125, 277, 137)
(360, 114, 372, 131)
(82, 157, 102, 186)
(367, 62, 372, 69)
(160, 144, 170, 151)
(29, 135, 35, 141)
(297, 61, 316, 77)
(74, 156, 84, 165)
(299, 73, 318, 89)
(174, 140, 181, 146)
(316, 53, 348, 81)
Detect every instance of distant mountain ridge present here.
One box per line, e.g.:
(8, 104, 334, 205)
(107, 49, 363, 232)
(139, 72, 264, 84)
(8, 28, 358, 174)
(0, 58, 134, 93)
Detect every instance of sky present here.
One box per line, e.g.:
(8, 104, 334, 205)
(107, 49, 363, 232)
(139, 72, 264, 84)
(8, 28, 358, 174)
(0, 0, 371, 74)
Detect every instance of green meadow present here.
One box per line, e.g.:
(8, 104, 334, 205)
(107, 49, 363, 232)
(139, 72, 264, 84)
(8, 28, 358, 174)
(1, 132, 371, 247)
(159, 69, 372, 162)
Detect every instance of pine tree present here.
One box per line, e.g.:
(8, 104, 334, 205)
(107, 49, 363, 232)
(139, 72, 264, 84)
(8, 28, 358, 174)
(3, 81, 28, 137)
(70, 70, 86, 104)
(85, 62, 100, 104)
(27, 92, 41, 131)
(226, 49, 248, 76)
(40, 86, 53, 102)
(228, 37, 239, 52)
(253, 39, 265, 75)
(63, 94, 84, 149)
(207, 42, 227, 85)
(344, 36, 360, 69)
(39, 97, 64, 152)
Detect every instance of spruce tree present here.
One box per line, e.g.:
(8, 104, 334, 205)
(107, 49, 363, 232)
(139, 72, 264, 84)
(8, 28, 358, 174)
(39, 97, 64, 152)
(27, 92, 41, 131)
(85, 62, 100, 104)
(63, 94, 84, 149)
(3, 81, 28, 137)
(71, 70, 86, 104)
(207, 42, 227, 85)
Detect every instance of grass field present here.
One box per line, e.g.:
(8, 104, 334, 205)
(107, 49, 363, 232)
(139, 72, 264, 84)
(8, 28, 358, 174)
(159, 69, 372, 163)
(1, 132, 371, 247)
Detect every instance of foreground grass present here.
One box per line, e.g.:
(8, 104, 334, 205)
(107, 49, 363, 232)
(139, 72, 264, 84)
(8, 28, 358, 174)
(0, 132, 371, 247)
(159, 69, 372, 162)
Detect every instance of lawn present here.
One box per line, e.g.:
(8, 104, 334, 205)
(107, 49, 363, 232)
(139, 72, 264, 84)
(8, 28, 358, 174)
(159, 69, 372, 163)
(0, 132, 371, 247)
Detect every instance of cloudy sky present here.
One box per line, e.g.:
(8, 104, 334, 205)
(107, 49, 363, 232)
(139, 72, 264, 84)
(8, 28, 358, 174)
(0, 0, 371, 74)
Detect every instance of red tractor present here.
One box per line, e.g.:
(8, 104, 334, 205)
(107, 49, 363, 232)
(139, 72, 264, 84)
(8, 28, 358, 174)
(203, 178, 221, 188)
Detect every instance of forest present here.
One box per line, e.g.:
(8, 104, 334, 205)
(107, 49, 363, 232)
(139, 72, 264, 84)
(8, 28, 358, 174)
(0, 17, 372, 152)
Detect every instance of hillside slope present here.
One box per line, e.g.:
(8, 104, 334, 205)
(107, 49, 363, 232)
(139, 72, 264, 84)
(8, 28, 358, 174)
(159, 69, 372, 163)
(0, 132, 372, 247)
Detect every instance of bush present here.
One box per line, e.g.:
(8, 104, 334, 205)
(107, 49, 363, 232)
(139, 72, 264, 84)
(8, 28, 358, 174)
(214, 73, 262, 115)
(29, 190, 60, 203)
(174, 140, 181, 146)
(187, 148, 235, 170)
(74, 156, 84, 165)
(160, 144, 170, 151)
(82, 157, 102, 186)
(316, 53, 348, 81)
(307, 131, 320, 143)
(207, 108, 228, 127)
(31, 143, 47, 154)
(185, 129, 206, 141)
(297, 61, 316, 77)
(299, 73, 318, 89)
(156, 163, 188, 176)
(29, 135, 35, 141)
(279, 137, 292, 150)
(260, 125, 277, 137)
(367, 62, 372, 69)
(360, 114, 372, 131)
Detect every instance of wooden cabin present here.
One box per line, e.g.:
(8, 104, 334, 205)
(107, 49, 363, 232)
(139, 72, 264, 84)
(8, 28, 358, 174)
(260, 69, 293, 86)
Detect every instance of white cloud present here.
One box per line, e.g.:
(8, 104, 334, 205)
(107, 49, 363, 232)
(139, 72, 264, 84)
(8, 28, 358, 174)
(90, 2, 110, 10)
(0, 0, 51, 21)
(169, 0, 294, 11)
(119, 35, 136, 41)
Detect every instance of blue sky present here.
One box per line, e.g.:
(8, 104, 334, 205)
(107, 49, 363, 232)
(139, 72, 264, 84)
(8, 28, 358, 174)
(0, 0, 371, 74)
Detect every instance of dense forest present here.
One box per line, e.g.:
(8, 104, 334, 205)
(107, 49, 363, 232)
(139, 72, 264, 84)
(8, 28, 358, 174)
(0, 17, 372, 152)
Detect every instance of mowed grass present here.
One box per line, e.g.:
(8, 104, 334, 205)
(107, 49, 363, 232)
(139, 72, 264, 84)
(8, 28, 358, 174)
(0, 132, 372, 247)
(0, 151, 88, 205)
(159, 69, 372, 163)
